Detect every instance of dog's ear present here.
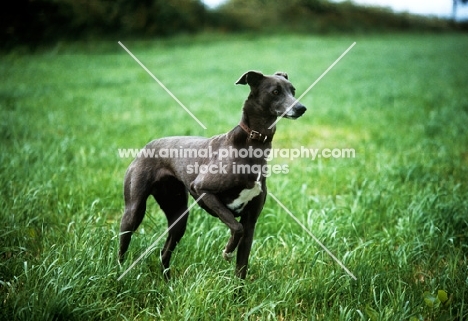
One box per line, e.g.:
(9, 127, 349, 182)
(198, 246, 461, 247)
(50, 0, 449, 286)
(235, 71, 264, 86)
(274, 72, 288, 80)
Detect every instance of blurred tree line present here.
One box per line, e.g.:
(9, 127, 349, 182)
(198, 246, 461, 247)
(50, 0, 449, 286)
(1, 0, 457, 49)
(217, 0, 451, 33)
(2, 0, 209, 48)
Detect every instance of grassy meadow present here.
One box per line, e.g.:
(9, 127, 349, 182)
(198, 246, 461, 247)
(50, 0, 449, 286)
(1, 33, 468, 320)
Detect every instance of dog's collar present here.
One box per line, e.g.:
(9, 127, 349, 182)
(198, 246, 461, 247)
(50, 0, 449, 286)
(238, 121, 269, 143)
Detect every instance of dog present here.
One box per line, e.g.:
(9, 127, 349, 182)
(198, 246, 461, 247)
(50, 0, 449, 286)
(118, 70, 306, 279)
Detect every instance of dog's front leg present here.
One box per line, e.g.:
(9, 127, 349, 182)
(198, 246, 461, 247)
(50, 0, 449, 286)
(235, 218, 256, 279)
(191, 176, 244, 259)
(197, 193, 244, 256)
(235, 192, 264, 279)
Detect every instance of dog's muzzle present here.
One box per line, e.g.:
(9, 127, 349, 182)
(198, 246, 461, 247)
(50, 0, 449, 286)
(284, 104, 307, 119)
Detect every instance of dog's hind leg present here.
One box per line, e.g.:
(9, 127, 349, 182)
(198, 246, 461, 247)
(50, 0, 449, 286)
(153, 176, 189, 279)
(118, 169, 150, 263)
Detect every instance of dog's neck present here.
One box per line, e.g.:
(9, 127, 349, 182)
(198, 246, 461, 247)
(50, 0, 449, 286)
(237, 113, 276, 144)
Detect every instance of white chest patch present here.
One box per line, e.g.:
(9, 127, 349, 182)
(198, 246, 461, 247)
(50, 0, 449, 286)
(227, 181, 263, 213)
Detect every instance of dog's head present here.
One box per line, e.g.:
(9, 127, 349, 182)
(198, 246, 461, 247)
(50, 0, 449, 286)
(236, 70, 307, 120)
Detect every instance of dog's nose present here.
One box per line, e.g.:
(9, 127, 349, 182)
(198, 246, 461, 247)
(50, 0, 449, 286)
(294, 104, 307, 115)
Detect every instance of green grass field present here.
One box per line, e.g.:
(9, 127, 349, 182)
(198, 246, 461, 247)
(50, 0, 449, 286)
(1, 33, 468, 320)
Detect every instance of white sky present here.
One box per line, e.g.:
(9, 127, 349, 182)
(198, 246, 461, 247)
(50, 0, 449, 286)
(203, 0, 468, 20)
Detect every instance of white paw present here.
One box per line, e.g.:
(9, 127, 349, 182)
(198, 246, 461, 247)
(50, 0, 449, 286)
(223, 250, 235, 261)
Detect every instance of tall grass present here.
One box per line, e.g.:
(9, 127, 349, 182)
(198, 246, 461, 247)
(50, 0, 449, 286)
(1, 33, 467, 320)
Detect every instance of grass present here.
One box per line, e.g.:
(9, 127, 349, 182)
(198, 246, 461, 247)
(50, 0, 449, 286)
(1, 32, 468, 320)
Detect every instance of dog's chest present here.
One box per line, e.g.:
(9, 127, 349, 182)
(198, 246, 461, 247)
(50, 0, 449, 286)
(226, 181, 262, 213)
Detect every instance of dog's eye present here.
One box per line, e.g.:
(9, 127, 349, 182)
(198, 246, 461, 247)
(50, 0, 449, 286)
(272, 89, 280, 95)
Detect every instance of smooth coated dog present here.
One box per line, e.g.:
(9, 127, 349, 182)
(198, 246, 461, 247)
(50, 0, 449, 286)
(119, 70, 306, 279)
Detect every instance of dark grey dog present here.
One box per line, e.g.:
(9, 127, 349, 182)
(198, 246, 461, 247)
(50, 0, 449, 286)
(119, 70, 306, 279)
